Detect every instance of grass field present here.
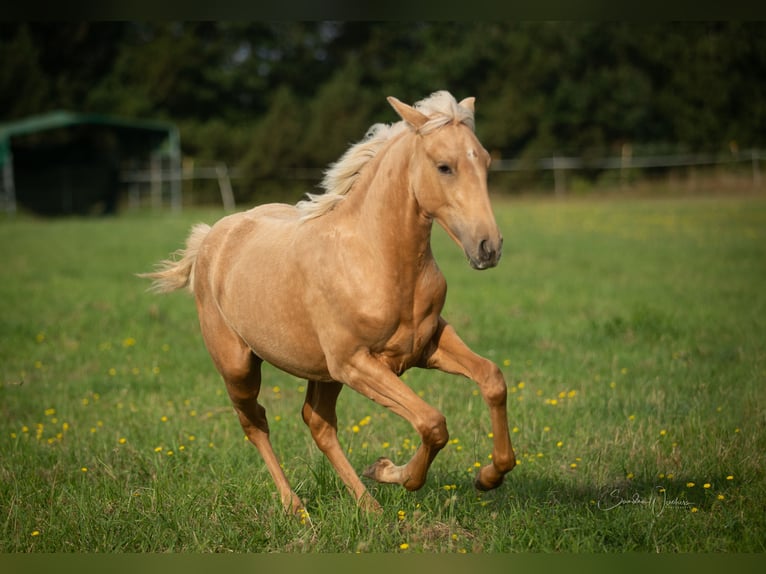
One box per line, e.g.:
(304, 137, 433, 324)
(1, 194, 765, 553)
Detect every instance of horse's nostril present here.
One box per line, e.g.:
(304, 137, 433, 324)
(480, 239, 494, 259)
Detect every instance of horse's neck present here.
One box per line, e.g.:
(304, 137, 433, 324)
(344, 136, 433, 267)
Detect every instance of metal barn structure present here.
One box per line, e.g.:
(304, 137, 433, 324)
(0, 111, 181, 215)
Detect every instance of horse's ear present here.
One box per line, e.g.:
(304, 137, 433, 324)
(387, 96, 429, 129)
(458, 97, 475, 113)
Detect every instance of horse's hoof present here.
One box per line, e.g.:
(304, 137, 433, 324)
(474, 465, 505, 491)
(362, 457, 395, 481)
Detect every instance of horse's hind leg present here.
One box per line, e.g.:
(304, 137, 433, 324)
(198, 306, 303, 514)
(301, 380, 381, 512)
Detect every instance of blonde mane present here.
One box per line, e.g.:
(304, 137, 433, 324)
(296, 91, 476, 220)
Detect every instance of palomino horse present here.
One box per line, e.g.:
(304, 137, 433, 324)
(142, 91, 516, 513)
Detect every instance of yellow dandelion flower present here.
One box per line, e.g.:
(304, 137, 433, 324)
(517, 381, 525, 389)
(570, 463, 577, 469)
(108, 368, 116, 376)
(626, 472, 634, 479)
(726, 475, 734, 480)
(691, 507, 699, 513)
(44, 408, 55, 416)
(81, 467, 88, 472)
(703, 483, 711, 489)
(160, 416, 168, 422)
(118, 437, 127, 444)
(154, 446, 162, 452)
(659, 429, 667, 436)
(686, 482, 695, 488)
(31, 530, 40, 537)
(556, 441, 563, 447)
(166, 450, 174, 456)
(628, 414, 636, 421)
(352, 425, 360, 433)
(122, 337, 136, 348)
(567, 390, 576, 398)
(399, 543, 409, 550)
(503, 359, 511, 367)
(543, 426, 551, 432)
(717, 494, 725, 500)
(512, 427, 519, 433)
(382, 441, 390, 448)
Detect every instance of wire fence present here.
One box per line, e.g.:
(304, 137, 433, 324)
(491, 148, 764, 195)
(114, 148, 765, 212)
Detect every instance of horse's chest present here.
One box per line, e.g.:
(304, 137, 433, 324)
(373, 274, 446, 373)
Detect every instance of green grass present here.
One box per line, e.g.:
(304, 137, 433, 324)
(1, 195, 765, 552)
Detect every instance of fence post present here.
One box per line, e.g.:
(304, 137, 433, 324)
(216, 163, 236, 211)
(553, 156, 565, 196)
(2, 155, 16, 216)
(150, 154, 162, 211)
(621, 143, 632, 191)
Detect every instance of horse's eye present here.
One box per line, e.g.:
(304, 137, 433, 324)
(437, 164, 453, 175)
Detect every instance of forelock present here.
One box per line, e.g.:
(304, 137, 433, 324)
(412, 91, 476, 134)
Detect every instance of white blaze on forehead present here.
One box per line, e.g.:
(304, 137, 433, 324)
(467, 148, 478, 160)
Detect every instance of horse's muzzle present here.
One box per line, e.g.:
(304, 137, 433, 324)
(469, 237, 503, 270)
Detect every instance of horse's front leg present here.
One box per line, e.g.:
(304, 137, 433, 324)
(421, 318, 516, 490)
(330, 352, 449, 492)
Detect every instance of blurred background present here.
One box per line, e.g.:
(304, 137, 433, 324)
(1, 21, 764, 215)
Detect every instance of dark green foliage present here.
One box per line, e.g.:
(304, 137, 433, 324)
(3, 22, 766, 203)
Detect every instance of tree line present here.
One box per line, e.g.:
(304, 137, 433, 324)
(2, 22, 765, 200)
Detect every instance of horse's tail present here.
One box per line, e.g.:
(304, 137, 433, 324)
(139, 223, 211, 294)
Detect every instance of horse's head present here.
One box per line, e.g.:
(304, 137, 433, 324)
(388, 93, 502, 270)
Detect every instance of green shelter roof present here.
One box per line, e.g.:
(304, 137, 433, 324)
(0, 110, 179, 166)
